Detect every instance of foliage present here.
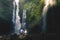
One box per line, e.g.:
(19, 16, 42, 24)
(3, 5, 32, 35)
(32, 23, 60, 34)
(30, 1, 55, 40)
(23, 0, 44, 29)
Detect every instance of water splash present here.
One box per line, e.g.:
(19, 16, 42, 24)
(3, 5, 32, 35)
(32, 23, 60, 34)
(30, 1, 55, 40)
(12, 0, 21, 35)
(42, 0, 55, 32)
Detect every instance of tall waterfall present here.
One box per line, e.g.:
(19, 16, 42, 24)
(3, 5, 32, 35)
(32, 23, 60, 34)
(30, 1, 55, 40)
(42, 0, 55, 32)
(12, 0, 21, 35)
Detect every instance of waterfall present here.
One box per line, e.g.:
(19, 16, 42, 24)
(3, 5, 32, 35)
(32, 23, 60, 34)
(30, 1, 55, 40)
(22, 9, 26, 29)
(42, 0, 55, 32)
(12, 0, 21, 35)
(19, 9, 27, 34)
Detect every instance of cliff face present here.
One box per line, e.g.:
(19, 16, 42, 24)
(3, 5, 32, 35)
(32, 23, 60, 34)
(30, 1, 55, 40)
(0, 0, 13, 20)
(0, 0, 60, 35)
(0, 0, 13, 35)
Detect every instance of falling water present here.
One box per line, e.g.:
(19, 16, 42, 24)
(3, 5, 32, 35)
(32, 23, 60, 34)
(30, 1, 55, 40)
(12, 0, 21, 35)
(42, 0, 55, 32)
(19, 9, 27, 34)
(22, 9, 26, 29)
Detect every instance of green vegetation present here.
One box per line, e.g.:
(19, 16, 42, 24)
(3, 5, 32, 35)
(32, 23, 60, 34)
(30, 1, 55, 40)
(23, 0, 44, 29)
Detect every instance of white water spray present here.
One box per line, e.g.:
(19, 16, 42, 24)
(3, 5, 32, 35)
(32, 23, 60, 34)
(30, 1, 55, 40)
(12, 0, 21, 35)
(42, 0, 55, 32)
